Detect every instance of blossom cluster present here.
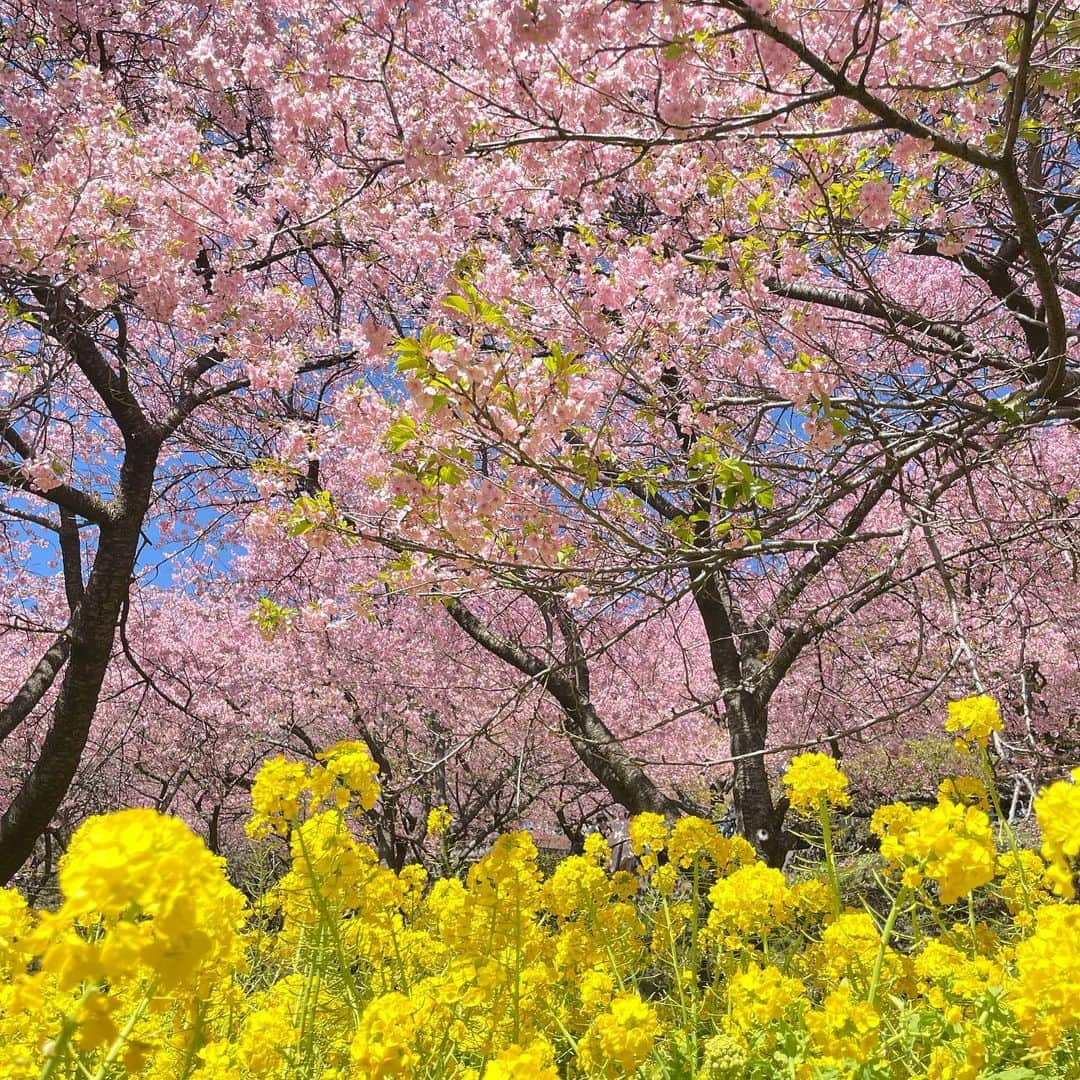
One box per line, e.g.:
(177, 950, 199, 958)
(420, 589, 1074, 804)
(945, 694, 1004, 749)
(0, 715, 1077, 1078)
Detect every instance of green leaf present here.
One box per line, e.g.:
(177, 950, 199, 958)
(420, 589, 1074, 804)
(985, 394, 1028, 426)
(441, 294, 473, 318)
(394, 337, 425, 373)
(251, 597, 298, 638)
(701, 235, 725, 258)
(419, 325, 455, 353)
(286, 517, 315, 537)
(385, 415, 418, 452)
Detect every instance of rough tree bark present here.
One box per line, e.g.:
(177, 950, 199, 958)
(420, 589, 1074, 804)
(444, 596, 686, 818)
(0, 486, 154, 881)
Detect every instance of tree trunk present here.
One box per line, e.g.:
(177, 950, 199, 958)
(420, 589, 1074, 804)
(0, 452, 156, 884)
(691, 569, 789, 866)
(723, 688, 787, 867)
(444, 597, 687, 820)
(562, 698, 685, 817)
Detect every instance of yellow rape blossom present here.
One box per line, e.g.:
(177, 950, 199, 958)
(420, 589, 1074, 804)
(790, 877, 833, 920)
(936, 775, 989, 812)
(914, 940, 1003, 1004)
(811, 911, 904, 990)
(50, 808, 245, 991)
(246, 756, 313, 838)
(485, 1038, 559, 1079)
(997, 848, 1055, 918)
(870, 798, 996, 904)
(315, 739, 381, 810)
(1009, 903, 1080, 1051)
(349, 992, 420, 1078)
(783, 752, 850, 816)
(426, 804, 452, 838)
(653, 863, 678, 896)
(0, 889, 29, 978)
(248, 742, 381, 841)
(579, 992, 660, 1077)
(628, 812, 668, 872)
(666, 816, 731, 870)
(945, 694, 1002, 748)
(1033, 767, 1080, 899)
(544, 855, 609, 918)
(5, 720, 1080, 1080)
(922, 1025, 986, 1080)
(707, 861, 793, 940)
(803, 987, 881, 1069)
(583, 830, 611, 866)
(725, 961, 803, 1032)
(466, 831, 542, 914)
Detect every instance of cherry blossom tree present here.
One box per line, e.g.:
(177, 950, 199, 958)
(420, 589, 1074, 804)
(3, 0, 1079, 877)
(274, 0, 1080, 861)
(0, 1, 381, 880)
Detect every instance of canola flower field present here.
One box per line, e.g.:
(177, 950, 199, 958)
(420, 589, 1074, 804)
(0, 696, 1077, 1079)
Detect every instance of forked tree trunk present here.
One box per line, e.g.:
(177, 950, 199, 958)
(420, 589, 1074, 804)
(562, 698, 685, 817)
(691, 569, 790, 866)
(0, 452, 157, 884)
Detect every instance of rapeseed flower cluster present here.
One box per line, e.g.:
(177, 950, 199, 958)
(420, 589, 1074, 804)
(1033, 767, 1080, 899)
(870, 798, 997, 903)
(0, 704, 1077, 1078)
(783, 751, 850, 816)
(426, 805, 453, 839)
(945, 694, 1003, 749)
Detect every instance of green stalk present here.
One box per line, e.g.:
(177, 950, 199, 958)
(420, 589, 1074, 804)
(175, 1000, 207, 1080)
(689, 857, 701, 1020)
(39, 983, 99, 1080)
(978, 744, 1034, 916)
(511, 891, 522, 1045)
(89, 979, 158, 1080)
(294, 822, 363, 1013)
(819, 798, 842, 917)
(659, 895, 687, 1019)
(868, 886, 907, 1008)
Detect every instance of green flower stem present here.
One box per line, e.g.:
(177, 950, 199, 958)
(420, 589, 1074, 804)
(175, 1000, 207, 1080)
(512, 891, 522, 1045)
(977, 744, 1034, 915)
(90, 978, 158, 1080)
(658, 895, 687, 1021)
(38, 983, 97, 1080)
(690, 857, 701, 1025)
(294, 821, 364, 1012)
(869, 886, 908, 1008)
(819, 799, 842, 917)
